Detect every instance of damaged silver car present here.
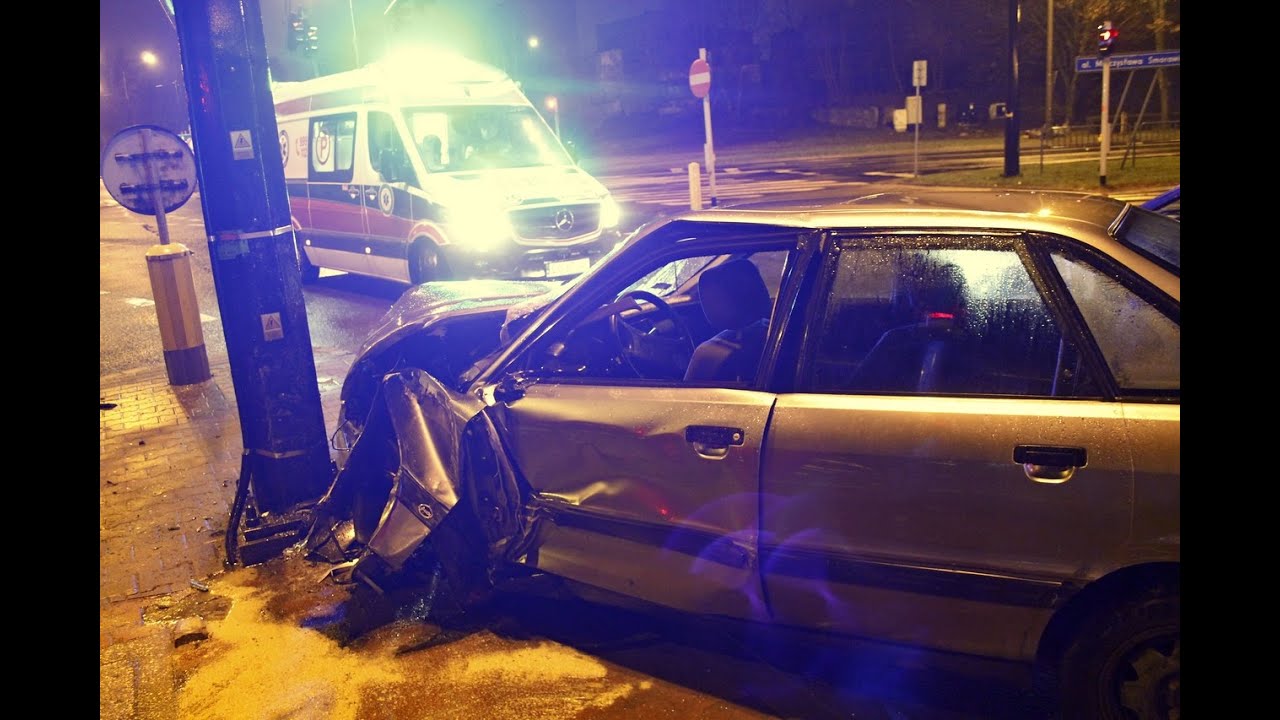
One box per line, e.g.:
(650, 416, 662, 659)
(307, 189, 1180, 720)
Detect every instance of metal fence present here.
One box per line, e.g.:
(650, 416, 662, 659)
(1035, 120, 1180, 151)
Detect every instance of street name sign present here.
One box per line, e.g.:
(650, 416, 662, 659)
(1076, 50, 1180, 73)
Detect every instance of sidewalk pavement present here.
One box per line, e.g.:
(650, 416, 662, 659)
(99, 346, 354, 720)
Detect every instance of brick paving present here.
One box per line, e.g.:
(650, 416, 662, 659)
(99, 347, 353, 719)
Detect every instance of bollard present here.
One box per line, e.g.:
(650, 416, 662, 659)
(146, 242, 211, 385)
(688, 161, 703, 210)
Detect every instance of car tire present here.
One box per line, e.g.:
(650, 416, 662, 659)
(1058, 586, 1180, 720)
(409, 238, 446, 285)
(296, 237, 320, 284)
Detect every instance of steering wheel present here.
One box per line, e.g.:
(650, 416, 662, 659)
(609, 290, 697, 378)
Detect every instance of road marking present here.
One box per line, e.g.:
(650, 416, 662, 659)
(125, 297, 155, 307)
(200, 314, 216, 323)
(610, 175, 868, 207)
(864, 171, 914, 178)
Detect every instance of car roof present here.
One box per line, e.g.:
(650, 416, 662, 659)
(630, 187, 1177, 302)
(672, 187, 1128, 235)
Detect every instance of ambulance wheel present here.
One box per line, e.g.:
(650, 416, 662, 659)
(296, 238, 319, 284)
(409, 238, 446, 285)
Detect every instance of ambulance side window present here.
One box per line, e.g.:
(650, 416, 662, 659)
(369, 111, 413, 186)
(309, 113, 356, 182)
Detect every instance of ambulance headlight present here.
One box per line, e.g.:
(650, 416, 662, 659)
(600, 195, 621, 229)
(446, 206, 512, 252)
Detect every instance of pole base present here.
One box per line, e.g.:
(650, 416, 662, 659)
(163, 345, 212, 385)
(237, 518, 309, 566)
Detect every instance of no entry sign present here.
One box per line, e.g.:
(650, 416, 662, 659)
(689, 58, 711, 98)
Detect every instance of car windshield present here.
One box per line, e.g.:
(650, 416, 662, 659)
(1116, 206, 1179, 274)
(403, 105, 572, 172)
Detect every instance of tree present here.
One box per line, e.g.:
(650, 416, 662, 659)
(1025, 0, 1153, 124)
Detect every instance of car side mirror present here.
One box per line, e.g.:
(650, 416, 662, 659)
(493, 371, 530, 404)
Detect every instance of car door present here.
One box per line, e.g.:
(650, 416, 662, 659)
(485, 229, 811, 620)
(305, 111, 371, 275)
(759, 232, 1137, 662)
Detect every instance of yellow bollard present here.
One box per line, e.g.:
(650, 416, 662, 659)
(145, 243, 211, 385)
(688, 161, 703, 210)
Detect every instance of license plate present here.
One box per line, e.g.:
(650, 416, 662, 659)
(545, 257, 591, 277)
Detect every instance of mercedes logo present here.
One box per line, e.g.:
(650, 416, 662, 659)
(553, 208, 575, 232)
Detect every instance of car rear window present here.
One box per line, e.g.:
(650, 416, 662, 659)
(1116, 207, 1179, 274)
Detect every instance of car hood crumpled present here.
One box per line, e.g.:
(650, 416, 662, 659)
(354, 279, 563, 364)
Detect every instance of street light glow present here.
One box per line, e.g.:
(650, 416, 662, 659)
(527, 36, 539, 49)
(545, 96, 557, 111)
(140, 50, 159, 66)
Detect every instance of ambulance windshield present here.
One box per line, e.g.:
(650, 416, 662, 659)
(404, 105, 572, 173)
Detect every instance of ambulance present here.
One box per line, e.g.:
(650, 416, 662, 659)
(272, 49, 623, 284)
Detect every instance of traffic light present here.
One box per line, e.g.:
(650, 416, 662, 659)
(1098, 21, 1118, 58)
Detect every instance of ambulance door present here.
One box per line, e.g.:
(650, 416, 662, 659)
(305, 111, 370, 276)
(362, 110, 418, 282)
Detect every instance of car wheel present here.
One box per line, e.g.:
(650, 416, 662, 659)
(409, 238, 445, 285)
(296, 237, 319, 284)
(1058, 586, 1180, 720)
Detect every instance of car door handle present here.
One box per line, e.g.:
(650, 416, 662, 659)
(686, 425, 744, 459)
(1014, 444, 1087, 484)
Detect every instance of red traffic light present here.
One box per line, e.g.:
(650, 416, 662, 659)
(1097, 21, 1118, 56)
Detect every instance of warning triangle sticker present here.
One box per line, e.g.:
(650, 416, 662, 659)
(235, 134, 250, 148)
(264, 315, 281, 330)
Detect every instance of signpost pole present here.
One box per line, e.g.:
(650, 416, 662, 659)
(699, 48, 718, 207)
(912, 60, 925, 177)
(141, 128, 172, 247)
(913, 84, 920, 177)
(1100, 55, 1111, 186)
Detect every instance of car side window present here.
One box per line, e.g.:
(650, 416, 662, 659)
(521, 246, 793, 387)
(309, 113, 356, 182)
(1051, 252, 1179, 393)
(805, 238, 1096, 397)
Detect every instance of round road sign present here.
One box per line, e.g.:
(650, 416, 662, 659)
(689, 58, 711, 99)
(100, 124, 198, 215)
